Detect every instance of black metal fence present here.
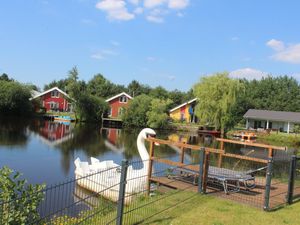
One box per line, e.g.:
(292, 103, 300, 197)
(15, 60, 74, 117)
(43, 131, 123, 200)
(287, 156, 300, 204)
(1, 152, 300, 225)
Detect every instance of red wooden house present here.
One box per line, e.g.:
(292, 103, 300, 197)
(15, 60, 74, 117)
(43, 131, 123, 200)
(105, 92, 133, 118)
(30, 87, 74, 112)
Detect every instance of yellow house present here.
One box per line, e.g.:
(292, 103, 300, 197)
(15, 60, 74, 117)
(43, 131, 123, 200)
(169, 98, 198, 123)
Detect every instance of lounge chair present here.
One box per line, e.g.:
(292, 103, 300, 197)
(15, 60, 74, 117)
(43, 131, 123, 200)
(168, 165, 267, 194)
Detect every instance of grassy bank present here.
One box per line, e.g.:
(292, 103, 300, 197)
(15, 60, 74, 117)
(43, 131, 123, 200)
(256, 132, 300, 148)
(50, 191, 300, 225)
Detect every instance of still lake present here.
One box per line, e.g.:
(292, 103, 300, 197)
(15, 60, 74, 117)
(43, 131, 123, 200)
(0, 118, 295, 186)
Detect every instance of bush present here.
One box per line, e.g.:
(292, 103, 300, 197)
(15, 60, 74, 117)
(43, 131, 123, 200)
(0, 166, 45, 224)
(0, 80, 33, 116)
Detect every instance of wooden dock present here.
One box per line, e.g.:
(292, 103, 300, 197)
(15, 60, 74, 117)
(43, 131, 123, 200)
(150, 176, 296, 209)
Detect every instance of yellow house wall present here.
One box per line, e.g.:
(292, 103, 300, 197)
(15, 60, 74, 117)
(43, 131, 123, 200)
(170, 104, 192, 122)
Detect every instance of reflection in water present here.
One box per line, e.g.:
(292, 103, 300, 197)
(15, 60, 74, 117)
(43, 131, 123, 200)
(0, 118, 297, 186)
(0, 118, 30, 147)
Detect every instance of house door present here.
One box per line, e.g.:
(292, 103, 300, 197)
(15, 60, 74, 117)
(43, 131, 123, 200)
(269, 122, 272, 129)
(254, 121, 257, 129)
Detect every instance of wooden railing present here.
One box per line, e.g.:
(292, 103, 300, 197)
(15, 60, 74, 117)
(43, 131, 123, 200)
(145, 136, 285, 193)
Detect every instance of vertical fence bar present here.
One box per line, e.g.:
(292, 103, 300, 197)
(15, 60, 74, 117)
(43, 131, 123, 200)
(264, 157, 273, 211)
(198, 147, 205, 193)
(202, 151, 210, 194)
(116, 160, 129, 225)
(287, 155, 297, 204)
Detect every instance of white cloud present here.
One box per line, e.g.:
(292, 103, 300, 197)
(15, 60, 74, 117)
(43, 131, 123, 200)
(128, 0, 140, 5)
(144, 0, 166, 8)
(134, 7, 144, 14)
(168, 0, 189, 9)
(272, 44, 300, 64)
(91, 53, 105, 60)
(95, 0, 189, 22)
(267, 39, 300, 64)
(91, 49, 119, 60)
(96, 0, 135, 21)
(229, 68, 268, 80)
(266, 39, 285, 51)
(146, 8, 167, 23)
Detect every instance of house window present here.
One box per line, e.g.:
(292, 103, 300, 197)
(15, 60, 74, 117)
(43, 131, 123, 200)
(51, 90, 59, 98)
(119, 96, 127, 103)
(50, 102, 59, 110)
(118, 107, 125, 116)
(108, 107, 112, 117)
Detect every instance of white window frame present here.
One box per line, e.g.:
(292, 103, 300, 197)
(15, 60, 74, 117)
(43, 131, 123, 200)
(119, 96, 127, 103)
(51, 90, 59, 98)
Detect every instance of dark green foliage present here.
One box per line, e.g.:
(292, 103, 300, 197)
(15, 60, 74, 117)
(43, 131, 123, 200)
(0, 73, 13, 82)
(147, 98, 173, 128)
(127, 80, 151, 97)
(149, 86, 169, 99)
(0, 80, 33, 116)
(87, 74, 126, 99)
(193, 73, 245, 131)
(232, 76, 300, 123)
(76, 94, 109, 122)
(0, 166, 45, 224)
(122, 94, 152, 127)
(122, 95, 172, 128)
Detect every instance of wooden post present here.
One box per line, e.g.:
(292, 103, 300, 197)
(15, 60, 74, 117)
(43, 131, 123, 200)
(218, 140, 224, 167)
(268, 148, 273, 158)
(180, 142, 185, 164)
(147, 141, 155, 195)
(202, 151, 210, 193)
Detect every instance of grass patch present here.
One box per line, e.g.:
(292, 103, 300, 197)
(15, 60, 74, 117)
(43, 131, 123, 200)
(256, 132, 300, 149)
(48, 190, 300, 225)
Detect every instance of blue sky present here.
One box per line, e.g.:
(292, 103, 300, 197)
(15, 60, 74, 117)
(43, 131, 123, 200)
(0, 0, 300, 91)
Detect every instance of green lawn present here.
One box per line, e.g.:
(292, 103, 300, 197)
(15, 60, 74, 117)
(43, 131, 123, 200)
(131, 192, 300, 225)
(50, 190, 300, 225)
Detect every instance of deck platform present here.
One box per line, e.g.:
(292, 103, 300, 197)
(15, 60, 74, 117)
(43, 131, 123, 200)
(150, 176, 298, 209)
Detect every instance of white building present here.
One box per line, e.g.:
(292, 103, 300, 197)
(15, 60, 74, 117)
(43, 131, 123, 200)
(243, 109, 300, 133)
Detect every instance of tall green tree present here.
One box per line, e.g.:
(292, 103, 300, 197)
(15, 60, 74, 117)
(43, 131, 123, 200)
(147, 98, 173, 128)
(193, 73, 244, 132)
(76, 94, 109, 122)
(127, 80, 151, 97)
(0, 80, 33, 116)
(122, 94, 152, 127)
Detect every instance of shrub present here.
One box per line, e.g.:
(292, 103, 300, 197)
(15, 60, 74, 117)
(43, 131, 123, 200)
(0, 166, 45, 224)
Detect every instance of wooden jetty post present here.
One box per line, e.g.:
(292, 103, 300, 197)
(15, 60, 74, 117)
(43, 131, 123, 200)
(218, 140, 224, 167)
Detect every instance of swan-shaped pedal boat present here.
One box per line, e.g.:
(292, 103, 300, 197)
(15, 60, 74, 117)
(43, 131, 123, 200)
(74, 128, 157, 204)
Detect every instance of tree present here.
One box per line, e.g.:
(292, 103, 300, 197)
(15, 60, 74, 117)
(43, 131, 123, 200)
(87, 74, 123, 98)
(193, 73, 244, 132)
(0, 80, 33, 116)
(127, 80, 151, 97)
(147, 98, 173, 128)
(76, 94, 109, 122)
(122, 94, 152, 127)
(0, 73, 13, 82)
(149, 86, 169, 99)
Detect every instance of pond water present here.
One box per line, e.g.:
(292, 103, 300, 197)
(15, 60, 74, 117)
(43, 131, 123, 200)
(0, 118, 295, 186)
